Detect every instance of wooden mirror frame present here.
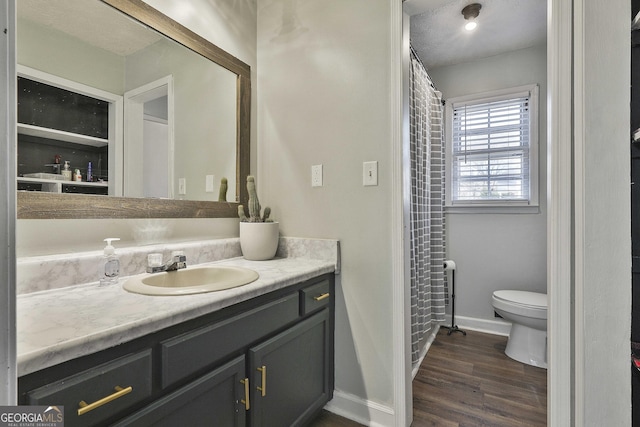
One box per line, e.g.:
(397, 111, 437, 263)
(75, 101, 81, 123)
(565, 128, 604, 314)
(17, 0, 250, 219)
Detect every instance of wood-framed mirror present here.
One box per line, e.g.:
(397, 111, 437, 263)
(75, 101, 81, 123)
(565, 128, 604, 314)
(16, 0, 250, 219)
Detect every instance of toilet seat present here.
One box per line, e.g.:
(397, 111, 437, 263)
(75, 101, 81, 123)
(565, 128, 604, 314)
(492, 290, 547, 319)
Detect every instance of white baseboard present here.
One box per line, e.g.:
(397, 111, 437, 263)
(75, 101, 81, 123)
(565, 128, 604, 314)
(324, 390, 396, 427)
(454, 315, 512, 336)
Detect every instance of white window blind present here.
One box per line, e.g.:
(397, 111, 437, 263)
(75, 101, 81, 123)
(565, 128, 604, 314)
(450, 91, 533, 204)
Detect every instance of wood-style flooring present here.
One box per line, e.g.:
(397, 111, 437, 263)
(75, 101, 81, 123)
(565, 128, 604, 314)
(307, 410, 364, 427)
(308, 329, 547, 426)
(412, 329, 547, 426)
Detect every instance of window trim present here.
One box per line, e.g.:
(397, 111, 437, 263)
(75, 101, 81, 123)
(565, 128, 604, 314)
(444, 84, 540, 212)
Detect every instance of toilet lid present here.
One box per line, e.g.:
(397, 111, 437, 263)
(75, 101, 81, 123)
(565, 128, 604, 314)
(493, 290, 547, 309)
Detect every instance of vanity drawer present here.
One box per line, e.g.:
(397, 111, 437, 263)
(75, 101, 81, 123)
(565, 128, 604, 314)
(300, 279, 332, 315)
(26, 350, 152, 427)
(160, 293, 299, 388)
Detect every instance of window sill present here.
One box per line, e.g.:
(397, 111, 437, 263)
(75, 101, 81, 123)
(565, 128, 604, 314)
(445, 204, 541, 214)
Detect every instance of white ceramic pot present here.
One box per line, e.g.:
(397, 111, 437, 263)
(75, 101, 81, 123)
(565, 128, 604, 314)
(239, 222, 280, 261)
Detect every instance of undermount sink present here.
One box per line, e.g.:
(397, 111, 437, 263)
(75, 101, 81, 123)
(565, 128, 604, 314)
(123, 266, 259, 296)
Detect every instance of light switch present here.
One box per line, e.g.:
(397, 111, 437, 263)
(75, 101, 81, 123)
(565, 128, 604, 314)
(178, 178, 187, 195)
(205, 175, 215, 192)
(312, 164, 323, 187)
(363, 161, 378, 186)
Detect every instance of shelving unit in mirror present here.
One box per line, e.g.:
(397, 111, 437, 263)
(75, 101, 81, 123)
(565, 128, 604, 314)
(16, 73, 114, 196)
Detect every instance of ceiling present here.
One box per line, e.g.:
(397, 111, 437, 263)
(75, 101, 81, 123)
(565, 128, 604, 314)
(17, 0, 162, 57)
(18, 0, 546, 72)
(405, 0, 547, 70)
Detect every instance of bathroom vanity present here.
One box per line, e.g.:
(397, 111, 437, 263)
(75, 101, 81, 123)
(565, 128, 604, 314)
(19, 273, 333, 426)
(16, 238, 339, 426)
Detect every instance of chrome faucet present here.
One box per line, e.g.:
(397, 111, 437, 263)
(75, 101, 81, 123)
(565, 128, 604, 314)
(45, 154, 62, 174)
(45, 163, 61, 174)
(146, 252, 187, 273)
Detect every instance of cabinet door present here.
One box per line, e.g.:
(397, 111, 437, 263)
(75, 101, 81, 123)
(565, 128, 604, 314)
(113, 356, 247, 427)
(249, 309, 330, 427)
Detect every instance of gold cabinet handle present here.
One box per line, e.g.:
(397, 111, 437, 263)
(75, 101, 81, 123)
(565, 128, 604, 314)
(314, 292, 330, 301)
(257, 365, 267, 397)
(78, 385, 132, 416)
(240, 378, 250, 410)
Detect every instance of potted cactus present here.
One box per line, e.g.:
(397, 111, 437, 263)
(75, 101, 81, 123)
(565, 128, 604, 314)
(238, 176, 279, 260)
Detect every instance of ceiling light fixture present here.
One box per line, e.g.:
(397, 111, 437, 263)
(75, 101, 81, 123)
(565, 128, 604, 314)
(462, 3, 482, 31)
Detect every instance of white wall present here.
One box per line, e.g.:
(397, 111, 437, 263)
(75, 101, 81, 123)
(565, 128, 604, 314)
(428, 44, 547, 322)
(257, 0, 398, 418)
(143, 119, 169, 198)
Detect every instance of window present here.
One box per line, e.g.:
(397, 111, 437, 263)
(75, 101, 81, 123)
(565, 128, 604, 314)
(445, 84, 539, 210)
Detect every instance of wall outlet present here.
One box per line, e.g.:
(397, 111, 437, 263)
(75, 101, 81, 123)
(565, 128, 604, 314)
(312, 164, 323, 187)
(205, 175, 215, 192)
(363, 161, 378, 186)
(178, 178, 187, 195)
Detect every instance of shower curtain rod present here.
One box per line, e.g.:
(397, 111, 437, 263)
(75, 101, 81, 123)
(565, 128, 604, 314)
(409, 44, 446, 106)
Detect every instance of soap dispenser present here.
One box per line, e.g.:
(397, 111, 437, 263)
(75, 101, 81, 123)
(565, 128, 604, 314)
(61, 161, 72, 181)
(100, 238, 120, 286)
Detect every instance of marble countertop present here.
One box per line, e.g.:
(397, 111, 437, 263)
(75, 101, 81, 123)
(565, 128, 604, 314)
(17, 256, 335, 376)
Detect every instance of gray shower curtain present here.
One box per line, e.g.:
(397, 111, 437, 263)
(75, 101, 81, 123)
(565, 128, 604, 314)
(409, 49, 446, 367)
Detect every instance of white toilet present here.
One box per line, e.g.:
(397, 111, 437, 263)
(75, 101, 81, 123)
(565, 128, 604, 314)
(491, 290, 547, 368)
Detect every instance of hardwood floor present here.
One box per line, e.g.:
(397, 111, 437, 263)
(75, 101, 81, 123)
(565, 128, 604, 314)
(308, 329, 547, 427)
(307, 410, 364, 427)
(412, 329, 547, 426)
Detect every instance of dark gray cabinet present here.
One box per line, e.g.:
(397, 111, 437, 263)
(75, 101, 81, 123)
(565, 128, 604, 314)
(159, 293, 300, 389)
(113, 356, 247, 427)
(18, 273, 335, 427)
(249, 310, 330, 427)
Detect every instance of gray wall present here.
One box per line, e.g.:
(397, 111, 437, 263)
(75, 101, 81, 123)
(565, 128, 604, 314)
(257, 0, 396, 410)
(144, 0, 258, 175)
(125, 38, 237, 201)
(17, 18, 124, 94)
(428, 44, 548, 322)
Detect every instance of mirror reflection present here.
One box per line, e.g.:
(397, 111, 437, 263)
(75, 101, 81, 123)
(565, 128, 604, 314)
(16, 0, 237, 202)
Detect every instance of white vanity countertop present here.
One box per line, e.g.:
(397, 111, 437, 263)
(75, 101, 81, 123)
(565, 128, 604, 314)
(17, 256, 335, 376)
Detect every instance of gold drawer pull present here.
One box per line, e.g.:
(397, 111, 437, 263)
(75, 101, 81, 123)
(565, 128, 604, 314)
(257, 365, 267, 397)
(77, 385, 132, 416)
(314, 292, 330, 301)
(240, 378, 250, 410)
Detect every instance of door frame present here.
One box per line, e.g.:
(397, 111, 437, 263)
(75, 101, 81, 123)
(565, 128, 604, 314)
(0, 0, 17, 405)
(394, 0, 578, 426)
(546, 0, 574, 424)
(123, 75, 174, 199)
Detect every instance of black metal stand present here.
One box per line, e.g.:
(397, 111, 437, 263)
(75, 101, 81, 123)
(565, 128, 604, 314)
(441, 269, 466, 336)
